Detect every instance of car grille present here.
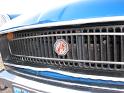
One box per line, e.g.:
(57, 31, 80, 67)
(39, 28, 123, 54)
(1, 22, 124, 75)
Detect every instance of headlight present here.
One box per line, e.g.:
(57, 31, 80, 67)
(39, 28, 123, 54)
(0, 14, 10, 27)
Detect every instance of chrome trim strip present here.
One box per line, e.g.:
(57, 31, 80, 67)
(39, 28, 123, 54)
(0, 71, 84, 93)
(8, 68, 124, 92)
(13, 32, 124, 41)
(1, 16, 124, 34)
(5, 63, 124, 92)
(8, 42, 12, 55)
(5, 63, 124, 82)
(11, 54, 124, 65)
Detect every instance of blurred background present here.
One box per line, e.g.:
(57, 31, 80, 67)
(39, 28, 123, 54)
(0, 0, 77, 15)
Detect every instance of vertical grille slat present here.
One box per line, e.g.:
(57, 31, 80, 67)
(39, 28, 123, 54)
(23, 39, 27, 55)
(29, 38, 33, 56)
(20, 39, 23, 55)
(66, 34, 70, 59)
(35, 38, 39, 57)
(84, 35, 88, 60)
(101, 28, 107, 61)
(121, 28, 124, 62)
(88, 29, 91, 60)
(43, 37, 48, 57)
(32, 38, 36, 56)
(114, 28, 117, 61)
(52, 35, 56, 58)
(71, 33, 74, 59)
(77, 35, 82, 60)
(100, 29, 104, 61)
(48, 37, 52, 58)
(47, 36, 50, 58)
(96, 36, 100, 60)
(14, 40, 18, 55)
(107, 28, 111, 61)
(26, 39, 29, 56)
(75, 35, 78, 60)
(76, 34, 79, 60)
(18, 39, 22, 55)
(116, 36, 121, 62)
(110, 35, 114, 61)
(38, 37, 43, 57)
(39, 37, 44, 57)
(36, 37, 40, 57)
(24, 34, 28, 56)
(81, 30, 85, 60)
(22, 39, 26, 55)
(94, 31, 97, 61)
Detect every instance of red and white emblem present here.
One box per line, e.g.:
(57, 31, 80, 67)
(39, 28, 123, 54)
(54, 39, 69, 56)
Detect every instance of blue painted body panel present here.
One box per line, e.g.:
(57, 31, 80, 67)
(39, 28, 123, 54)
(39, 0, 124, 23)
(16, 67, 124, 87)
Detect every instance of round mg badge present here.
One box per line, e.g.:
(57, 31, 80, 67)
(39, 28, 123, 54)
(54, 39, 69, 56)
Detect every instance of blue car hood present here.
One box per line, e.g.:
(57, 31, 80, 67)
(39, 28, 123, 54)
(40, 0, 124, 23)
(1, 0, 124, 32)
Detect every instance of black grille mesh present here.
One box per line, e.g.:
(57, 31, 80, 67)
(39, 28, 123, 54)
(2, 23, 124, 72)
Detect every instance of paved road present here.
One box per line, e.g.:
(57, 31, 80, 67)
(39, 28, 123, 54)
(0, 57, 4, 71)
(0, 88, 12, 93)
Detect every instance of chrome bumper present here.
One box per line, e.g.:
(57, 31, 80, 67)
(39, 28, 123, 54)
(0, 70, 90, 93)
(0, 70, 124, 93)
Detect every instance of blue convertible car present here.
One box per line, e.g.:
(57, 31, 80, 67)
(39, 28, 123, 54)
(0, 0, 124, 93)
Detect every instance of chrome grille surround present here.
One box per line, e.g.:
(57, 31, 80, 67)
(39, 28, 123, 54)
(1, 22, 124, 75)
